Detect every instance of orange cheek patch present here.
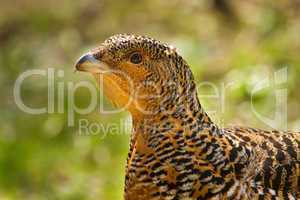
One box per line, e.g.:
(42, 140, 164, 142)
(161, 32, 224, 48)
(119, 62, 150, 83)
(93, 73, 131, 108)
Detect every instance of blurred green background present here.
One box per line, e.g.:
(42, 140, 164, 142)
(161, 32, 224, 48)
(0, 0, 299, 199)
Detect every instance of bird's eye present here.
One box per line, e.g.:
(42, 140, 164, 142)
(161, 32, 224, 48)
(130, 52, 143, 64)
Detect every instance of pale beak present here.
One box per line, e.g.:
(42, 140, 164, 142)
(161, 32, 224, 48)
(75, 52, 110, 73)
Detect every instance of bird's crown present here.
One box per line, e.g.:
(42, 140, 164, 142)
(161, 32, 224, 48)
(102, 34, 178, 59)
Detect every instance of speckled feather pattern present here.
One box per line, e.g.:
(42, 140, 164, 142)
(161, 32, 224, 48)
(87, 34, 300, 200)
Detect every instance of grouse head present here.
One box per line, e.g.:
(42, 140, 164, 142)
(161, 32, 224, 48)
(75, 34, 199, 118)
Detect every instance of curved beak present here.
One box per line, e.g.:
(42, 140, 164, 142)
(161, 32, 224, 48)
(75, 53, 110, 73)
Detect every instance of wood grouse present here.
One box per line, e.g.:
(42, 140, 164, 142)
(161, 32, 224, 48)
(75, 34, 300, 200)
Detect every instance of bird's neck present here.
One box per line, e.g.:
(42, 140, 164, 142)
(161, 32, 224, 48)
(131, 79, 217, 134)
(128, 68, 221, 162)
(125, 93, 226, 198)
(130, 89, 220, 151)
(125, 75, 230, 199)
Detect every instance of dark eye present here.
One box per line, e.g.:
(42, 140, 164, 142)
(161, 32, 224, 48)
(130, 52, 143, 64)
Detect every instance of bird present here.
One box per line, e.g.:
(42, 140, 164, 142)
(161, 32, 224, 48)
(75, 34, 300, 200)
